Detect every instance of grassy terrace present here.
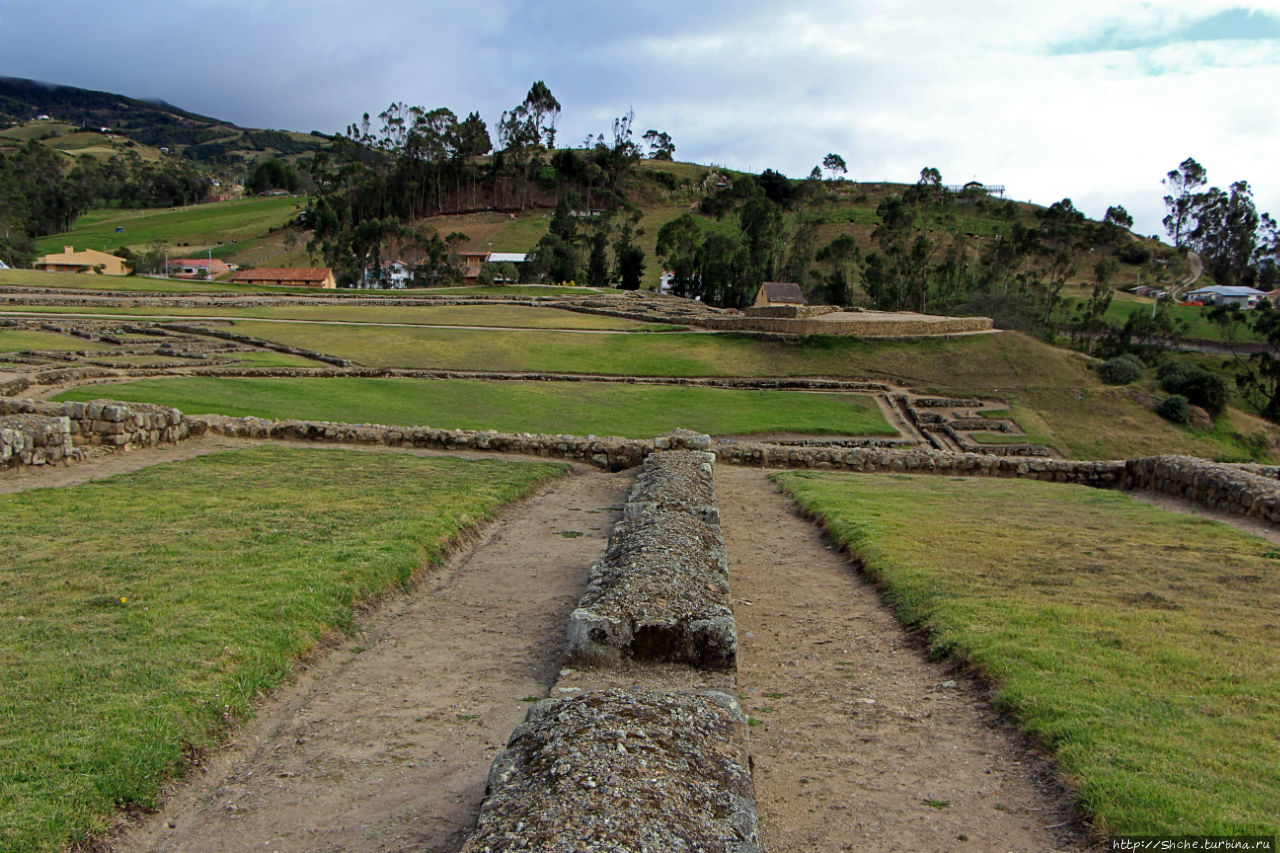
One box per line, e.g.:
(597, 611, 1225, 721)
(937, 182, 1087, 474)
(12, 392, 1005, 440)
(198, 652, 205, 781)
(0, 302, 676, 331)
(0, 329, 109, 353)
(0, 269, 314, 294)
(0, 447, 566, 853)
(777, 472, 1280, 836)
(204, 323, 1268, 461)
(54, 377, 895, 438)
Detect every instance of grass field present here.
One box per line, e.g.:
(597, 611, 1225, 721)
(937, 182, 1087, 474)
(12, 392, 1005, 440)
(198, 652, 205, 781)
(0, 329, 108, 353)
(205, 323, 1272, 461)
(53, 377, 895, 438)
(0, 303, 676, 331)
(776, 471, 1280, 835)
(0, 268, 315, 294)
(32, 197, 304, 258)
(0, 447, 566, 853)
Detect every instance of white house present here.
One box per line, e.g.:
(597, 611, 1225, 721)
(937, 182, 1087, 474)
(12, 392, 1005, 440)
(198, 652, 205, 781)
(362, 260, 414, 289)
(1185, 285, 1266, 307)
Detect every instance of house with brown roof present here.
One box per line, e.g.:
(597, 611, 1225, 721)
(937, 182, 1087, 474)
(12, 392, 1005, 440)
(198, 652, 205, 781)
(231, 267, 336, 289)
(34, 246, 129, 276)
(754, 282, 807, 308)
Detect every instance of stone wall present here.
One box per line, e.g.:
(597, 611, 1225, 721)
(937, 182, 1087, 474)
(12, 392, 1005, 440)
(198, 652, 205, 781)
(565, 451, 736, 669)
(0, 397, 194, 452)
(464, 443, 760, 852)
(701, 314, 994, 337)
(5, 390, 1280, 528)
(0, 414, 74, 468)
(461, 689, 759, 853)
(1123, 456, 1280, 523)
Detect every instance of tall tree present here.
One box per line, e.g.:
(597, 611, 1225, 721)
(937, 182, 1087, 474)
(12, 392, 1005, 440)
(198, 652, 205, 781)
(1162, 157, 1207, 249)
(822, 153, 848, 180)
(642, 129, 675, 160)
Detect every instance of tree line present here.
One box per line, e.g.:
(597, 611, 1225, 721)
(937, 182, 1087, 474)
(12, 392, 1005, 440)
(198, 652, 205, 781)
(1162, 157, 1278, 290)
(306, 82, 676, 286)
(0, 140, 208, 265)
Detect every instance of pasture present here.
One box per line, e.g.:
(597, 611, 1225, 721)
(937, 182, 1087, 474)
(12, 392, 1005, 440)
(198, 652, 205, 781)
(777, 471, 1280, 835)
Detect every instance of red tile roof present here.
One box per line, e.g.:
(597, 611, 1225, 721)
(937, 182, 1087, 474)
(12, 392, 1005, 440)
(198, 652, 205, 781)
(232, 268, 332, 283)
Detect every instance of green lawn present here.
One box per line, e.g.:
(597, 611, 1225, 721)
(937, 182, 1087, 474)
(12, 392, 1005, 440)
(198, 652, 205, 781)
(54, 377, 895, 438)
(32, 197, 305, 257)
(0, 447, 565, 853)
(777, 471, 1280, 836)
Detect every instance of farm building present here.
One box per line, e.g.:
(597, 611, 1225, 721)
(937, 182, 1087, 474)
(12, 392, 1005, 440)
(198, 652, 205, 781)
(168, 258, 233, 279)
(459, 251, 530, 280)
(1185, 285, 1266, 307)
(231, 268, 336, 289)
(33, 246, 129, 276)
(754, 282, 807, 308)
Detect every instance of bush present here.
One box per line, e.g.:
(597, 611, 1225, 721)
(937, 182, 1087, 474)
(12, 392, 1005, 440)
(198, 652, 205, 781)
(1098, 354, 1143, 384)
(1158, 361, 1227, 416)
(1157, 394, 1190, 424)
(1117, 244, 1150, 265)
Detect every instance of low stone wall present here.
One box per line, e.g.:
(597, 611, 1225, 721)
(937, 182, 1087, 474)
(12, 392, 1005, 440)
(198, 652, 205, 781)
(701, 314, 994, 337)
(565, 451, 736, 669)
(714, 441, 1126, 486)
(1123, 456, 1280, 523)
(743, 304, 839, 319)
(194, 414, 650, 471)
(0, 414, 74, 468)
(0, 397, 194, 451)
(458, 689, 760, 853)
(157, 324, 353, 367)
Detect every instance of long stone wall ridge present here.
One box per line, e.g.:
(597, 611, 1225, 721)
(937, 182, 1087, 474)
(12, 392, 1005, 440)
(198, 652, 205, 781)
(459, 688, 760, 853)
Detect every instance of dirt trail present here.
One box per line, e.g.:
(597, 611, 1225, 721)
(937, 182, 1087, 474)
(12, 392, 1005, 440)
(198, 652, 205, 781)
(717, 466, 1093, 853)
(11, 443, 1278, 851)
(103, 466, 632, 853)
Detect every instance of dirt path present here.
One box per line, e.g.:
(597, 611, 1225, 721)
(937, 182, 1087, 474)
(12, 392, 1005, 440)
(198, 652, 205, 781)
(717, 467, 1094, 853)
(103, 465, 632, 853)
(11, 442, 1278, 851)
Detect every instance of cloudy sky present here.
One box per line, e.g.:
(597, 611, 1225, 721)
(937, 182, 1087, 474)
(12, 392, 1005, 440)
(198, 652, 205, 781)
(3, 1, 1278, 236)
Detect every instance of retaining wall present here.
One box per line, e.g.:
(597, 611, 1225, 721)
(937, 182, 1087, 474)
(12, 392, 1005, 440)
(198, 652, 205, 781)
(0, 414, 74, 468)
(0, 397, 194, 452)
(701, 314, 994, 337)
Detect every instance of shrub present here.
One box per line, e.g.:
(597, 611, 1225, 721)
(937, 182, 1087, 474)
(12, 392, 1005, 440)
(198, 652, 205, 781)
(1117, 244, 1150, 265)
(1158, 394, 1190, 424)
(1099, 354, 1143, 384)
(1158, 361, 1227, 416)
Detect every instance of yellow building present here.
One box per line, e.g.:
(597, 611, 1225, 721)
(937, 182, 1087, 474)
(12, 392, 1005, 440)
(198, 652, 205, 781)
(33, 246, 130, 276)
